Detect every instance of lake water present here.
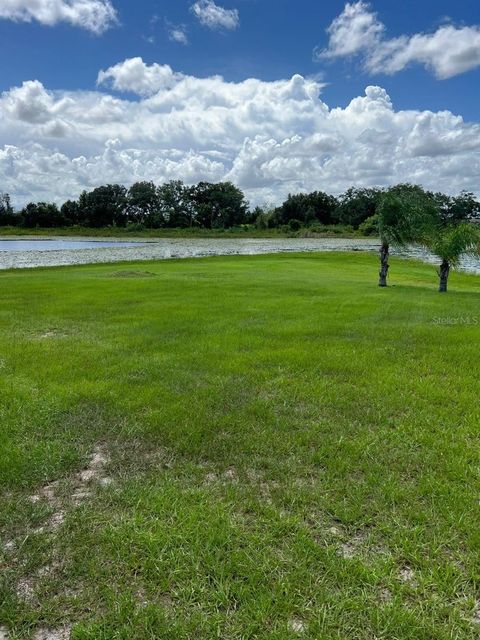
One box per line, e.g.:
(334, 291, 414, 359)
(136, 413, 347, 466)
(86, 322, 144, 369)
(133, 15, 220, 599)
(0, 236, 479, 275)
(0, 239, 145, 251)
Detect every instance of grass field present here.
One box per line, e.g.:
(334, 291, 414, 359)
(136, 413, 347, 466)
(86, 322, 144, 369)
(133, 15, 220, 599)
(0, 252, 479, 639)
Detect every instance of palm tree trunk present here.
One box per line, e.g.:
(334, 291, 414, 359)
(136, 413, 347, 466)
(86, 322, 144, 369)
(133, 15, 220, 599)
(438, 259, 450, 292)
(378, 241, 389, 287)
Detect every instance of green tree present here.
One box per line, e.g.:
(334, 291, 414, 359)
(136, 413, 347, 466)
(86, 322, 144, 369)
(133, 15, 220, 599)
(253, 206, 276, 230)
(275, 191, 337, 226)
(79, 185, 128, 227)
(0, 192, 20, 226)
(190, 182, 248, 229)
(0, 192, 12, 215)
(434, 191, 480, 225)
(60, 200, 81, 226)
(157, 181, 194, 228)
(127, 181, 160, 225)
(377, 184, 438, 287)
(21, 202, 66, 228)
(334, 187, 383, 229)
(425, 223, 480, 292)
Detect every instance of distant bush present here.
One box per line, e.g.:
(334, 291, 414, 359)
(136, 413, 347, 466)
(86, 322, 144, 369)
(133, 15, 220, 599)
(228, 224, 254, 233)
(125, 222, 146, 232)
(289, 219, 302, 231)
(358, 214, 379, 236)
(307, 223, 355, 235)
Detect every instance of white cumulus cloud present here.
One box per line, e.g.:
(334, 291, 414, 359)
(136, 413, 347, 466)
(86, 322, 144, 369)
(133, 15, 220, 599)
(97, 58, 183, 97)
(317, 1, 480, 79)
(320, 1, 384, 59)
(1, 58, 480, 208)
(190, 0, 239, 31)
(0, 0, 118, 33)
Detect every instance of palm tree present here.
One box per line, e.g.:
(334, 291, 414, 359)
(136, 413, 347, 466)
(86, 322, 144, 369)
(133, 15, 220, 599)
(377, 185, 439, 287)
(425, 223, 480, 292)
(377, 193, 399, 287)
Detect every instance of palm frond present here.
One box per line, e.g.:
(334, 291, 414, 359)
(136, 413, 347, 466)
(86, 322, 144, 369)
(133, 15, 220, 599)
(426, 223, 480, 266)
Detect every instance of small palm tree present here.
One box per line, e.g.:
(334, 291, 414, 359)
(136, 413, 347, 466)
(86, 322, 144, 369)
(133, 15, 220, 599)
(425, 223, 480, 292)
(377, 194, 400, 287)
(377, 186, 438, 287)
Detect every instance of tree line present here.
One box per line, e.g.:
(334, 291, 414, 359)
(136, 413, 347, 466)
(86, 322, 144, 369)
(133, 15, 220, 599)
(0, 182, 250, 230)
(1, 180, 479, 233)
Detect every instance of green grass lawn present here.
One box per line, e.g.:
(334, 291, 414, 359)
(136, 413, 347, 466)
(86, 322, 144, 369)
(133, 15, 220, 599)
(0, 252, 479, 639)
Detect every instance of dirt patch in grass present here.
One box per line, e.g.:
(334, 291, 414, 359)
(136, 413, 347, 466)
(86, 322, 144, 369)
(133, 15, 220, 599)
(334, 529, 389, 561)
(398, 566, 418, 588)
(472, 601, 480, 624)
(378, 587, 393, 604)
(9, 445, 113, 604)
(0, 626, 72, 640)
(203, 467, 238, 485)
(338, 534, 367, 559)
(33, 628, 72, 640)
(103, 442, 173, 483)
(3, 539, 16, 552)
(36, 329, 69, 340)
(288, 618, 306, 634)
(29, 444, 112, 534)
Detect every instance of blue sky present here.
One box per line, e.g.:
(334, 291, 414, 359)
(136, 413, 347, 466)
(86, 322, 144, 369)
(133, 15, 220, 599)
(0, 0, 479, 205)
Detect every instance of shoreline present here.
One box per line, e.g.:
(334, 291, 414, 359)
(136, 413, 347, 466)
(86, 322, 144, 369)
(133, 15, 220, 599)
(0, 236, 479, 276)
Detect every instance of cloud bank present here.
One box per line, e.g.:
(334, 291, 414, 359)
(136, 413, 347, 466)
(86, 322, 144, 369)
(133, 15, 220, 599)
(1, 58, 480, 207)
(0, 0, 118, 33)
(318, 1, 480, 79)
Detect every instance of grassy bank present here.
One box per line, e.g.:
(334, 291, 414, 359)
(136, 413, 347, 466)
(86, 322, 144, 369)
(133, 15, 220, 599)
(0, 226, 359, 239)
(1, 253, 479, 639)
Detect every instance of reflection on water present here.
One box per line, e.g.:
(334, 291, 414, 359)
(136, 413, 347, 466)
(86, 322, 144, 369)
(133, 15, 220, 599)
(0, 236, 479, 275)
